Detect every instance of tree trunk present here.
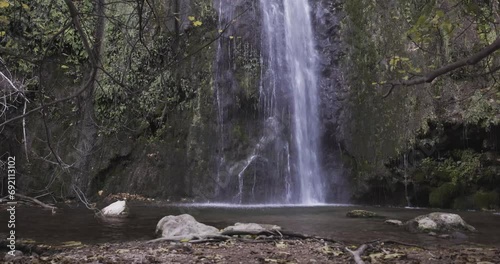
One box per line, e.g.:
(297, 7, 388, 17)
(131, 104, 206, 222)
(68, 0, 106, 195)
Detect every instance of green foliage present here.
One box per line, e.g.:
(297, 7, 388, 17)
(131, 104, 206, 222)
(407, 8, 451, 47)
(452, 195, 474, 210)
(92, 0, 218, 138)
(473, 191, 500, 209)
(418, 150, 481, 186)
(0, 0, 91, 77)
(464, 90, 500, 129)
(188, 16, 203, 27)
(429, 182, 457, 208)
(473, 191, 499, 210)
(415, 149, 500, 209)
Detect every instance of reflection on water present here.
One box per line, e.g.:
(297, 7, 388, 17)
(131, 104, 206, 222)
(0, 204, 499, 247)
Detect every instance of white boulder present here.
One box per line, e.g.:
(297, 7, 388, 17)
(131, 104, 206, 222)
(101, 200, 129, 217)
(155, 214, 220, 240)
(406, 212, 475, 233)
(222, 222, 281, 235)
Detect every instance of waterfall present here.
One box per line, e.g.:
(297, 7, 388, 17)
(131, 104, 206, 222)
(213, 0, 326, 204)
(260, 0, 325, 204)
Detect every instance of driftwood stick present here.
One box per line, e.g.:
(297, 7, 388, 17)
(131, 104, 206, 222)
(15, 193, 57, 211)
(147, 235, 230, 244)
(146, 237, 180, 244)
(378, 239, 426, 249)
(346, 244, 367, 264)
(189, 238, 227, 244)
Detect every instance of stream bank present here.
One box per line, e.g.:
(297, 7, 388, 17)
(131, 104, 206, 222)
(2, 238, 500, 264)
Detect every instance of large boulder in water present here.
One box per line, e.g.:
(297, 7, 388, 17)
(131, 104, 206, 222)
(405, 212, 475, 233)
(101, 200, 129, 217)
(155, 214, 220, 240)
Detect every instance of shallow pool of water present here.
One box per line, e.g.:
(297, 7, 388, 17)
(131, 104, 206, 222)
(1, 203, 499, 247)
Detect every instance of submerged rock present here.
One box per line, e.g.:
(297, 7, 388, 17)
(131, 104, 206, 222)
(155, 214, 220, 240)
(405, 212, 475, 233)
(346, 210, 382, 218)
(101, 200, 129, 217)
(222, 223, 281, 235)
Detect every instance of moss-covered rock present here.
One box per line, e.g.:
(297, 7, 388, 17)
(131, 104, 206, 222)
(405, 212, 476, 233)
(346, 210, 383, 218)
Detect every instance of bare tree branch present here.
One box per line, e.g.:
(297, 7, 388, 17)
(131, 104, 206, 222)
(383, 37, 500, 97)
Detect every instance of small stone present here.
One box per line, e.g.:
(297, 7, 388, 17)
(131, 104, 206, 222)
(451, 231, 468, 239)
(385, 219, 403, 226)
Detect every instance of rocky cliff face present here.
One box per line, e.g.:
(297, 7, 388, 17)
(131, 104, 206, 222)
(7, 0, 498, 209)
(339, 0, 500, 208)
(311, 0, 350, 202)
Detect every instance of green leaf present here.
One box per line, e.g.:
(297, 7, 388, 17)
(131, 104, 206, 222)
(435, 10, 445, 19)
(193, 20, 202, 27)
(443, 21, 452, 32)
(188, 16, 195, 21)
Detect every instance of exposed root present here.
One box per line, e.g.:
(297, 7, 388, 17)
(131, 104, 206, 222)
(279, 230, 339, 243)
(147, 235, 231, 244)
(378, 239, 427, 249)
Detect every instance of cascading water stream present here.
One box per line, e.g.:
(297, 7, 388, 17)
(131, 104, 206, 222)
(213, 0, 326, 204)
(260, 0, 325, 204)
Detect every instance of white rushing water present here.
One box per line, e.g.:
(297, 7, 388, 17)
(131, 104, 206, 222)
(213, 0, 326, 204)
(260, 0, 325, 204)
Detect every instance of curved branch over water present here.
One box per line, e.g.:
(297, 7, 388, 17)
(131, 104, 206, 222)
(383, 37, 500, 98)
